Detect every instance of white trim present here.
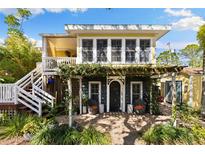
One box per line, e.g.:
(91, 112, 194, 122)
(79, 37, 154, 65)
(130, 81, 143, 105)
(107, 76, 125, 112)
(88, 81, 101, 110)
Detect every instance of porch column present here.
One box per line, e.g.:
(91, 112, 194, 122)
(67, 78, 72, 127)
(171, 73, 177, 127)
(149, 79, 153, 114)
(79, 77, 82, 114)
(106, 77, 109, 112)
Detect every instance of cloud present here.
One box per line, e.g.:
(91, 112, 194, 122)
(164, 8, 205, 31)
(45, 8, 88, 13)
(172, 16, 205, 31)
(0, 8, 88, 16)
(156, 41, 198, 50)
(164, 8, 193, 17)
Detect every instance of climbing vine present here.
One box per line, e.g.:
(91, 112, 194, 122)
(58, 63, 184, 80)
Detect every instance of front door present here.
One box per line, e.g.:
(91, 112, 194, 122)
(110, 81, 121, 112)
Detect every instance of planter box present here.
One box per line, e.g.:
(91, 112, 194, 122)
(99, 104, 104, 113)
(127, 104, 133, 113)
(82, 106, 87, 114)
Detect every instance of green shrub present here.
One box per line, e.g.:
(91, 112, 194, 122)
(0, 113, 47, 139)
(0, 113, 10, 126)
(143, 123, 196, 145)
(80, 126, 111, 145)
(31, 125, 111, 145)
(0, 114, 28, 139)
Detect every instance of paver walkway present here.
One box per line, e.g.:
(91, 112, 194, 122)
(75, 113, 171, 145)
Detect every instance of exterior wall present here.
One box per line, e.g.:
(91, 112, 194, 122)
(192, 75, 202, 109)
(160, 74, 202, 109)
(46, 37, 77, 57)
(82, 77, 107, 111)
(81, 76, 150, 113)
(125, 76, 150, 112)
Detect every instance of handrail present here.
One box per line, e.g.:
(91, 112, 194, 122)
(33, 85, 55, 107)
(17, 87, 42, 116)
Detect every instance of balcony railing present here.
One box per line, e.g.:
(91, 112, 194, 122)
(43, 57, 76, 71)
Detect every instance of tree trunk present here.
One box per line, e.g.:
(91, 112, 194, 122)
(201, 50, 205, 117)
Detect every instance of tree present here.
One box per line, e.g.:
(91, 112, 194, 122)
(157, 50, 180, 66)
(180, 44, 202, 67)
(197, 24, 205, 117)
(0, 9, 41, 83)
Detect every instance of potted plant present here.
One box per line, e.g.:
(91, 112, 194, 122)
(133, 99, 146, 114)
(88, 99, 98, 115)
(82, 94, 88, 114)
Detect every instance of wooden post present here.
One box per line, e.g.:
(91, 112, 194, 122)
(67, 78, 72, 127)
(171, 72, 177, 127)
(149, 79, 153, 114)
(79, 77, 82, 114)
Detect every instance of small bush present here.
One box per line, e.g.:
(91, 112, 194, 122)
(80, 126, 111, 145)
(0, 113, 47, 139)
(143, 123, 197, 145)
(0, 114, 28, 139)
(31, 125, 111, 145)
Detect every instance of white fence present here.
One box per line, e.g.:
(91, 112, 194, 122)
(0, 84, 16, 103)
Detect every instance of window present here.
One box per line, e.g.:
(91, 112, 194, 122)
(82, 39, 93, 62)
(97, 39, 107, 62)
(140, 39, 151, 63)
(111, 39, 122, 62)
(89, 82, 101, 104)
(165, 81, 182, 104)
(126, 39, 136, 62)
(131, 82, 143, 104)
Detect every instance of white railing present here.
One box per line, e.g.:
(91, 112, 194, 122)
(33, 76, 55, 107)
(33, 85, 55, 108)
(16, 66, 42, 88)
(17, 87, 42, 116)
(0, 84, 16, 103)
(43, 57, 76, 71)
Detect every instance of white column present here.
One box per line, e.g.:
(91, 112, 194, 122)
(122, 38, 126, 64)
(106, 78, 110, 112)
(93, 38, 97, 63)
(77, 38, 82, 64)
(107, 38, 111, 63)
(67, 79, 72, 127)
(42, 37, 47, 71)
(136, 39, 140, 64)
(79, 77, 82, 114)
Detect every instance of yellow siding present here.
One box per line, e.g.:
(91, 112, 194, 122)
(160, 74, 202, 109)
(193, 75, 202, 109)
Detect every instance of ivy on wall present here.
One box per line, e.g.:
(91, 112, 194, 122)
(58, 63, 184, 80)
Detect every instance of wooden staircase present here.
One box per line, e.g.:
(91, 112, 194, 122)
(0, 64, 55, 116)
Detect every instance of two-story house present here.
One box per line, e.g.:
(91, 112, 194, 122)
(0, 24, 184, 116)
